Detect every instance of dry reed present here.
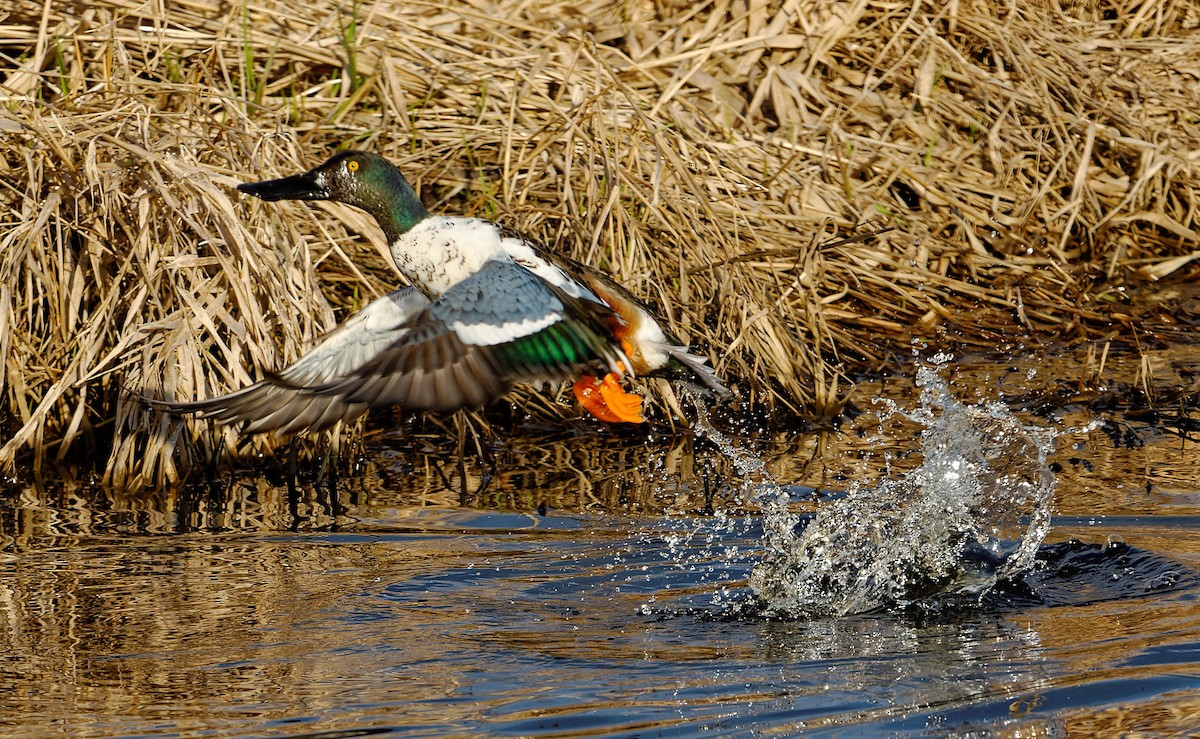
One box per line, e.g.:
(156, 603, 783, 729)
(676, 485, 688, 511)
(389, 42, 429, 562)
(2, 0, 1200, 487)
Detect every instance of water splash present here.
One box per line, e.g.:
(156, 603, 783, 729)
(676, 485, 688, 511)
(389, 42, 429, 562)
(686, 357, 1066, 619)
(686, 398, 805, 597)
(688, 398, 788, 506)
(745, 358, 1061, 618)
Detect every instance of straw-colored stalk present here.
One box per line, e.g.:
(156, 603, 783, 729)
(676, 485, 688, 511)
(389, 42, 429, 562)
(2, 0, 1199, 487)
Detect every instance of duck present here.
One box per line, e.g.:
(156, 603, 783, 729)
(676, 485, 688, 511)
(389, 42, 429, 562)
(155, 151, 727, 436)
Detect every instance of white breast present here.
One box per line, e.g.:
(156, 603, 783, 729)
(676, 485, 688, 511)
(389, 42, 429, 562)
(391, 217, 509, 295)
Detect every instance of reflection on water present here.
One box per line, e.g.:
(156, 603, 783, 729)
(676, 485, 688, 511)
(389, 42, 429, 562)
(3, 352, 1200, 736)
(2, 517, 1197, 736)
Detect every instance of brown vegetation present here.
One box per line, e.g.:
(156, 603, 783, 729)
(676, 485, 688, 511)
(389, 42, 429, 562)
(2, 0, 1200, 488)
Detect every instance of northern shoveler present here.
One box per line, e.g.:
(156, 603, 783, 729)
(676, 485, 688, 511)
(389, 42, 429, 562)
(157, 151, 726, 435)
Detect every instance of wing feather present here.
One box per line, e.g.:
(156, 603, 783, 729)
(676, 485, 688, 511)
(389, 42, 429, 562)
(151, 261, 636, 435)
(148, 288, 426, 434)
(316, 261, 620, 411)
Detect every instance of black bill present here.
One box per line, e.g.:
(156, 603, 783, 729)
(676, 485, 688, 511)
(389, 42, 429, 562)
(237, 171, 329, 201)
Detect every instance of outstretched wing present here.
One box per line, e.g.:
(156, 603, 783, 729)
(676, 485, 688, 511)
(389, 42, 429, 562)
(310, 259, 629, 411)
(148, 287, 429, 435)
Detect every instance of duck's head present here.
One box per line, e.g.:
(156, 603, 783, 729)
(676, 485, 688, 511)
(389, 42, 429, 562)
(238, 151, 430, 240)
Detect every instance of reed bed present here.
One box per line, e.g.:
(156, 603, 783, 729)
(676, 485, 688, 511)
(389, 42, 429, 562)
(2, 0, 1199, 487)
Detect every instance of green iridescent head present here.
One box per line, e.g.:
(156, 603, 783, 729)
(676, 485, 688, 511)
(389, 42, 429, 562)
(238, 151, 430, 241)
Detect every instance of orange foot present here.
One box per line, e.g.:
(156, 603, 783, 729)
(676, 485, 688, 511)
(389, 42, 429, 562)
(573, 372, 645, 424)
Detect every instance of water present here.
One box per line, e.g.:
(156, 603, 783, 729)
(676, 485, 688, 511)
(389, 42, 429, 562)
(744, 359, 1065, 618)
(3, 353, 1200, 736)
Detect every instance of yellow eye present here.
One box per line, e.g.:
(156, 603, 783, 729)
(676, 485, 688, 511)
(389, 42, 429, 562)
(347, 159, 360, 172)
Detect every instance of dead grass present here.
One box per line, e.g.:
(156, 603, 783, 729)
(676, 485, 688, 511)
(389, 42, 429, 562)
(2, 0, 1200, 487)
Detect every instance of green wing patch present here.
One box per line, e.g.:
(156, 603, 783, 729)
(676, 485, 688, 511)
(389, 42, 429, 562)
(491, 319, 607, 378)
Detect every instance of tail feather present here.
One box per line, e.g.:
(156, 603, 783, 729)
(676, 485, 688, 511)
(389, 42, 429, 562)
(664, 347, 729, 397)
